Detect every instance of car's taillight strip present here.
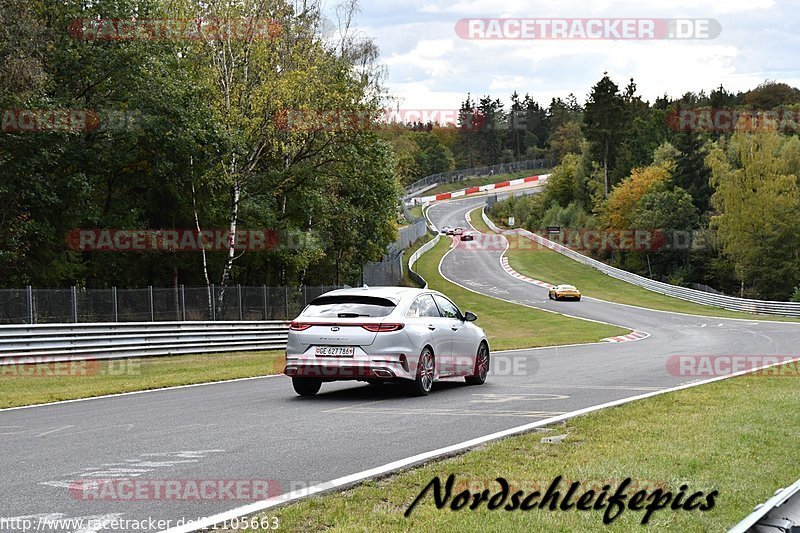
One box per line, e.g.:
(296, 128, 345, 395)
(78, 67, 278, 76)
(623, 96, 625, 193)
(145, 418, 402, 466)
(289, 322, 404, 332)
(360, 323, 404, 332)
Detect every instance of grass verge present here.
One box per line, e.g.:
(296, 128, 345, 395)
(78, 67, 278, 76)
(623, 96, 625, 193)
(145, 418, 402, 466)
(425, 169, 552, 196)
(249, 363, 800, 532)
(0, 350, 284, 408)
(401, 231, 437, 287)
(480, 209, 800, 322)
(411, 236, 628, 351)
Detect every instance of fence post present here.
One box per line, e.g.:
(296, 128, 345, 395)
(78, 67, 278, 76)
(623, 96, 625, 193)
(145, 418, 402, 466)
(180, 285, 186, 321)
(284, 285, 289, 319)
(112, 287, 118, 322)
(262, 285, 268, 320)
(26, 285, 34, 324)
(211, 284, 216, 321)
(71, 286, 78, 323)
(148, 285, 154, 321)
(237, 284, 243, 320)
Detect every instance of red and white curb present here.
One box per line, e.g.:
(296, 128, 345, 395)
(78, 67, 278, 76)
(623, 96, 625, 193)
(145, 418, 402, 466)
(417, 174, 548, 204)
(499, 257, 650, 344)
(604, 330, 650, 343)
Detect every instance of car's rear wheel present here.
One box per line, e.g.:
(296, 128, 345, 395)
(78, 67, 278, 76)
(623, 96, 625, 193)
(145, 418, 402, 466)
(410, 347, 434, 396)
(292, 377, 322, 396)
(466, 342, 489, 385)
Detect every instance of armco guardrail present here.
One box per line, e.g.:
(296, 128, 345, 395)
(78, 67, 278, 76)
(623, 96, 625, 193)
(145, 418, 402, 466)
(481, 207, 800, 318)
(408, 233, 442, 289)
(730, 479, 800, 532)
(0, 321, 289, 364)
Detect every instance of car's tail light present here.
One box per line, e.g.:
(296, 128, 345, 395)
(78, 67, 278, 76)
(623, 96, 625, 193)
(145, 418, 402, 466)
(361, 323, 404, 332)
(289, 322, 312, 331)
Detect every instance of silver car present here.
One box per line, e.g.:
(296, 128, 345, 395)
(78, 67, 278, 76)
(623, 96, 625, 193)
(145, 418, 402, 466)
(284, 287, 490, 396)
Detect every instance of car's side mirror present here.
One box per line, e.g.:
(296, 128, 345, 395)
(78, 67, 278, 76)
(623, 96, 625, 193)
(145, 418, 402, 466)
(464, 311, 478, 322)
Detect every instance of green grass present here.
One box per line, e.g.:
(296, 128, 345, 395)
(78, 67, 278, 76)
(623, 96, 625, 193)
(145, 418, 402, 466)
(425, 169, 552, 196)
(479, 209, 800, 322)
(408, 205, 423, 220)
(246, 364, 800, 532)
(468, 206, 495, 234)
(411, 237, 628, 351)
(0, 350, 284, 408)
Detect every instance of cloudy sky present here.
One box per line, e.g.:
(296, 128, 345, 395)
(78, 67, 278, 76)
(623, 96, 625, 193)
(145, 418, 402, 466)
(336, 0, 799, 112)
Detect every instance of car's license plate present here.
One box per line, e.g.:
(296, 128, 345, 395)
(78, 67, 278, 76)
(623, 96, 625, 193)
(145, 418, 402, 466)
(315, 346, 355, 357)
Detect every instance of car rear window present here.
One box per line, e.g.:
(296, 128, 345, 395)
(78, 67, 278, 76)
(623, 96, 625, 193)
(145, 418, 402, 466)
(303, 295, 398, 318)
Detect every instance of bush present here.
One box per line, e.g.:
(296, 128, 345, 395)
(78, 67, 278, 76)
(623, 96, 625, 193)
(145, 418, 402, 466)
(792, 286, 800, 303)
(539, 201, 596, 230)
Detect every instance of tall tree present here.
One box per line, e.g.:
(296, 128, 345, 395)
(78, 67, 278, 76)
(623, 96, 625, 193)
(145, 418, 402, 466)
(707, 131, 800, 299)
(583, 73, 627, 196)
(673, 132, 713, 212)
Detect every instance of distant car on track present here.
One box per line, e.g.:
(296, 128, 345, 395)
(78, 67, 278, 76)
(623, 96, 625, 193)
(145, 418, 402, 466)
(459, 232, 475, 241)
(284, 287, 490, 397)
(440, 226, 453, 234)
(454, 227, 464, 235)
(548, 284, 581, 301)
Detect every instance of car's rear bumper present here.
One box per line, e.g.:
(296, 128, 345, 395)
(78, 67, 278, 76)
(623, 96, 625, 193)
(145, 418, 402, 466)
(284, 357, 413, 381)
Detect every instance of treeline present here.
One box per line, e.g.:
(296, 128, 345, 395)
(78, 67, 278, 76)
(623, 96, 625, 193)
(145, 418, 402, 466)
(0, 0, 399, 291)
(384, 93, 581, 186)
(486, 75, 800, 301)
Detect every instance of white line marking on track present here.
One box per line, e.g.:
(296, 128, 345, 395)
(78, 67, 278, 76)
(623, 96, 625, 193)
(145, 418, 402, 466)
(322, 399, 387, 413)
(469, 393, 569, 403)
(504, 383, 662, 391)
(328, 407, 563, 418)
(36, 425, 74, 437)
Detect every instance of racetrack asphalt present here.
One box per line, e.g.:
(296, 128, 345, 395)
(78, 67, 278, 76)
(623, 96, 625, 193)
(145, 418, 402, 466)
(2, 195, 799, 532)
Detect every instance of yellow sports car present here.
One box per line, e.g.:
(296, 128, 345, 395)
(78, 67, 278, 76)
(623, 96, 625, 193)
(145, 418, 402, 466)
(548, 284, 581, 301)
